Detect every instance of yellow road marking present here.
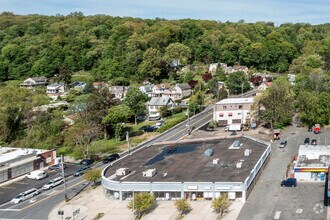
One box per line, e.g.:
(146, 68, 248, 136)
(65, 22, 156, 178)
(1, 186, 16, 189)
(164, 112, 212, 141)
(22, 180, 87, 211)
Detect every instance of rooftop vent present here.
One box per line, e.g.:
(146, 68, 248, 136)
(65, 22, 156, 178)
(204, 149, 214, 157)
(236, 162, 243, 168)
(116, 168, 129, 176)
(229, 140, 242, 149)
(213, 158, 220, 164)
(163, 172, 168, 177)
(244, 149, 252, 156)
(143, 168, 156, 177)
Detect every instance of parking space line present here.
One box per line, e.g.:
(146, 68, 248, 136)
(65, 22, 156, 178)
(274, 211, 281, 219)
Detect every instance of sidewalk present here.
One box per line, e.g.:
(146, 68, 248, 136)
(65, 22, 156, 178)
(48, 186, 243, 220)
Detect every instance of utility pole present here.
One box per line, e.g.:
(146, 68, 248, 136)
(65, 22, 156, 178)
(61, 155, 68, 202)
(126, 131, 131, 154)
(132, 189, 135, 220)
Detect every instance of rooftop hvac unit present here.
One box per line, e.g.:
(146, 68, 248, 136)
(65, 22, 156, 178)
(244, 149, 252, 156)
(213, 158, 220, 164)
(143, 168, 156, 177)
(116, 168, 129, 176)
(204, 149, 214, 157)
(163, 172, 168, 177)
(236, 162, 243, 168)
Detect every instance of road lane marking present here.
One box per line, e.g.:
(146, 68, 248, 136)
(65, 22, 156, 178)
(21, 180, 87, 211)
(15, 181, 28, 185)
(0, 208, 21, 211)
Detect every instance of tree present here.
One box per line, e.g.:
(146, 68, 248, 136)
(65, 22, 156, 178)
(175, 199, 191, 216)
(124, 88, 148, 125)
(84, 168, 101, 186)
(56, 64, 72, 89)
(159, 106, 170, 118)
(102, 105, 132, 142)
(258, 77, 295, 128)
(127, 192, 156, 219)
(226, 71, 250, 94)
(211, 193, 230, 217)
(138, 48, 167, 82)
(164, 42, 191, 66)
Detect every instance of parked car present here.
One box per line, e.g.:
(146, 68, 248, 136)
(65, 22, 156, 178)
(278, 140, 287, 148)
(42, 177, 64, 190)
(139, 125, 156, 132)
(308, 127, 313, 132)
(10, 188, 40, 204)
(281, 178, 297, 187)
(304, 138, 310, 145)
(80, 159, 94, 166)
(74, 166, 91, 177)
(26, 170, 48, 180)
(102, 154, 120, 164)
(48, 164, 67, 171)
(311, 139, 317, 145)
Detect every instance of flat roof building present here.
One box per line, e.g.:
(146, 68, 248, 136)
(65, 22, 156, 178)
(102, 136, 270, 203)
(0, 147, 56, 183)
(294, 145, 330, 181)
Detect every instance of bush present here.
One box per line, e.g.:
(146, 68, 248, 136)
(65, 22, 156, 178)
(157, 114, 186, 133)
(175, 199, 191, 216)
(172, 106, 183, 114)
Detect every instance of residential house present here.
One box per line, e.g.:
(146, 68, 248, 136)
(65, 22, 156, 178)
(139, 84, 155, 97)
(20, 77, 48, 89)
(171, 83, 192, 100)
(46, 82, 66, 97)
(225, 65, 249, 75)
(150, 83, 172, 97)
(148, 97, 175, 120)
(93, 82, 108, 89)
(109, 86, 129, 100)
(213, 97, 255, 126)
(258, 82, 272, 93)
(70, 82, 86, 91)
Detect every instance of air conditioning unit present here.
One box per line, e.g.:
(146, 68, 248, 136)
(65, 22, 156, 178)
(116, 168, 129, 176)
(143, 168, 156, 177)
(213, 158, 220, 164)
(244, 149, 252, 156)
(236, 162, 243, 169)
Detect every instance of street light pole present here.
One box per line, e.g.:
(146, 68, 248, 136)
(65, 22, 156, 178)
(132, 189, 135, 220)
(126, 131, 130, 154)
(61, 155, 68, 202)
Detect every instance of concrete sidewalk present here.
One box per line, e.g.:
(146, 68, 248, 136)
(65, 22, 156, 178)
(48, 186, 243, 220)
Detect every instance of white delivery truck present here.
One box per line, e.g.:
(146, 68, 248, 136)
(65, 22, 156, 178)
(26, 170, 48, 180)
(225, 124, 242, 132)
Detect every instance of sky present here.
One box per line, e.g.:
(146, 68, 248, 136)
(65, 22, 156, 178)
(0, 0, 329, 24)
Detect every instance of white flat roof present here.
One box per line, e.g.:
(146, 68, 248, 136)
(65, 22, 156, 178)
(0, 147, 46, 164)
(216, 97, 254, 105)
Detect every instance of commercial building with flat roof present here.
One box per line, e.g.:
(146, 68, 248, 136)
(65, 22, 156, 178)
(294, 145, 330, 181)
(213, 97, 255, 127)
(0, 147, 56, 183)
(102, 136, 270, 203)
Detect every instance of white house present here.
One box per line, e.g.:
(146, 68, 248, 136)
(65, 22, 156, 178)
(213, 97, 255, 126)
(257, 82, 272, 94)
(225, 65, 249, 75)
(171, 83, 192, 100)
(20, 77, 48, 89)
(150, 84, 172, 97)
(139, 84, 155, 97)
(148, 97, 175, 120)
(46, 82, 66, 97)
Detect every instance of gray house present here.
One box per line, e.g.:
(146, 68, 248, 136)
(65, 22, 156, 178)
(148, 97, 175, 120)
(171, 83, 192, 100)
(20, 77, 48, 89)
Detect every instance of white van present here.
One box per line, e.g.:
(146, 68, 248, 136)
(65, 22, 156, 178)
(10, 188, 39, 204)
(26, 170, 48, 180)
(42, 177, 64, 190)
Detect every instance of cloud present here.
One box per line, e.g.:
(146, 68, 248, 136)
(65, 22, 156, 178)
(0, 0, 329, 24)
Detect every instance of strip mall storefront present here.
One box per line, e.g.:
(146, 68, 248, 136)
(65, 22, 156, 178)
(294, 167, 328, 181)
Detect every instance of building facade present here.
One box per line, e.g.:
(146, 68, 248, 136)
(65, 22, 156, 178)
(148, 97, 175, 120)
(20, 77, 48, 89)
(213, 98, 254, 126)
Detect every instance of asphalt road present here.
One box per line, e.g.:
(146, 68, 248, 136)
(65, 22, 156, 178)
(0, 89, 258, 219)
(237, 126, 330, 220)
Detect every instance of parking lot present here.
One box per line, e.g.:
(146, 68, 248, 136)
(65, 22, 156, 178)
(0, 163, 85, 205)
(237, 126, 329, 220)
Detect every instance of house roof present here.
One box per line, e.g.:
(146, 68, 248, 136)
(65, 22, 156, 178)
(176, 83, 191, 90)
(233, 65, 248, 70)
(30, 77, 48, 83)
(47, 82, 64, 89)
(216, 97, 254, 105)
(154, 83, 171, 90)
(141, 85, 154, 92)
(148, 97, 173, 106)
